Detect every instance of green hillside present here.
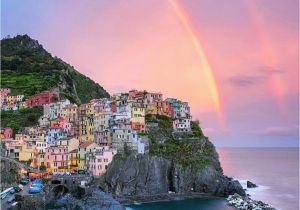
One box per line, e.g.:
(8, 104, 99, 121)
(1, 35, 109, 104)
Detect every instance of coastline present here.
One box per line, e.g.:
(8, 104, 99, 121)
(115, 192, 225, 205)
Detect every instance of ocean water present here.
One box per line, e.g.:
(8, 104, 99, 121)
(127, 148, 299, 210)
(218, 148, 299, 210)
(126, 197, 235, 210)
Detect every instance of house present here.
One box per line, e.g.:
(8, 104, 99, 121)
(62, 104, 78, 123)
(173, 118, 191, 132)
(68, 149, 78, 170)
(46, 128, 67, 144)
(0, 88, 10, 97)
(146, 101, 173, 117)
(38, 115, 50, 128)
(44, 137, 79, 172)
(25, 91, 59, 106)
(94, 112, 112, 132)
(0, 128, 13, 139)
(54, 137, 79, 152)
(44, 99, 70, 120)
(87, 146, 117, 176)
(94, 129, 112, 146)
(45, 145, 69, 172)
(4, 140, 22, 159)
(19, 142, 35, 162)
(79, 103, 95, 142)
(77, 141, 98, 170)
(130, 103, 146, 131)
(144, 91, 163, 104)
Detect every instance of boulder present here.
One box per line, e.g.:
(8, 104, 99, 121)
(247, 181, 258, 188)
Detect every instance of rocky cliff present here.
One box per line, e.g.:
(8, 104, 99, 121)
(100, 115, 245, 200)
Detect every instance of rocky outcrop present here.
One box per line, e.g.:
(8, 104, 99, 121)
(46, 187, 125, 210)
(227, 193, 277, 210)
(247, 181, 257, 188)
(101, 154, 245, 199)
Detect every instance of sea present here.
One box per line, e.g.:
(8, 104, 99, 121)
(126, 148, 299, 210)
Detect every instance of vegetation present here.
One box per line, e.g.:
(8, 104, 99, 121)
(39, 165, 47, 171)
(1, 106, 43, 137)
(1, 35, 109, 103)
(147, 114, 213, 169)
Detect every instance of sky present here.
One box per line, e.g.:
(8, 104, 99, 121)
(1, 0, 299, 147)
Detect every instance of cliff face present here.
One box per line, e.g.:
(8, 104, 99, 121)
(1, 35, 109, 104)
(102, 154, 244, 198)
(101, 115, 245, 199)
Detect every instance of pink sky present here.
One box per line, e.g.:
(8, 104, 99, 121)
(2, 0, 299, 147)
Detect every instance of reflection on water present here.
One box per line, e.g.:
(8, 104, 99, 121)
(126, 197, 235, 210)
(217, 148, 299, 210)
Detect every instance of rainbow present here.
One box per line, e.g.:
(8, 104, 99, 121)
(168, 0, 224, 122)
(244, 0, 286, 115)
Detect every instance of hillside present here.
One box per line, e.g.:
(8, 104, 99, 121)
(1, 35, 109, 104)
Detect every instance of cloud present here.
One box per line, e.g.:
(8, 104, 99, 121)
(228, 66, 284, 87)
(228, 75, 264, 87)
(254, 125, 299, 136)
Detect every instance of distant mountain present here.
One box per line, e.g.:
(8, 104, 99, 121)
(1, 34, 109, 104)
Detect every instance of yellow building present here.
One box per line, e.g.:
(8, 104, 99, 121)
(62, 104, 78, 123)
(78, 141, 98, 169)
(19, 142, 35, 162)
(130, 103, 146, 131)
(79, 103, 95, 142)
(68, 149, 78, 170)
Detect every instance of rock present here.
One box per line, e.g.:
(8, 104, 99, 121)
(227, 193, 277, 210)
(101, 154, 245, 199)
(247, 181, 258, 188)
(46, 188, 125, 210)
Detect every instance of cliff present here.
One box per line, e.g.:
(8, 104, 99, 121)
(100, 115, 245, 200)
(1, 35, 109, 104)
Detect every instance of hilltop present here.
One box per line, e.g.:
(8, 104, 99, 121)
(1, 35, 109, 104)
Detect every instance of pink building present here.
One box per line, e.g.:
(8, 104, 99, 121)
(45, 145, 68, 172)
(94, 129, 112, 146)
(0, 128, 13, 139)
(0, 88, 10, 97)
(87, 146, 117, 176)
(25, 91, 59, 106)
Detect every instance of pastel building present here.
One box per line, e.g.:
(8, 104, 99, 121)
(130, 103, 146, 131)
(146, 101, 173, 117)
(87, 146, 117, 177)
(94, 112, 112, 132)
(0, 128, 13, 139)
(44, 99, 70, 120)
(62, 104, 78, 123)
(46, 128, 67, 144)
(94, 129, 112, 146)
(78, 141, 98, 170)
(144, 92, 163, 104)
(173, 118, 191, 132)
(45, 145, 69, 172)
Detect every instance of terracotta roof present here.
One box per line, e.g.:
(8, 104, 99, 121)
(79, 141, 94, 148)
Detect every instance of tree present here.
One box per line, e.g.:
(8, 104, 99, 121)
(39, 165, 46, 171)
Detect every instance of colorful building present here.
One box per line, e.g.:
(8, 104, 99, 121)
(173, 118, 191, 132)
(25, 91, 59, 106)
(77, 141, 98, 170)
(0, 128, 13, 139)
(87, 146, 117, 176)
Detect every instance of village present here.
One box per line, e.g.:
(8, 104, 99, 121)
(0, 88, 192, 177)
